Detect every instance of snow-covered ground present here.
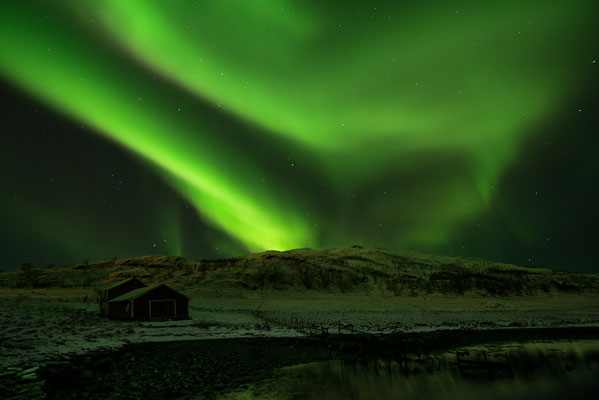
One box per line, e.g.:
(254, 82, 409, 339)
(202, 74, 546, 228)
(2, 293, 599, 370)
(0, 300, 301, 370)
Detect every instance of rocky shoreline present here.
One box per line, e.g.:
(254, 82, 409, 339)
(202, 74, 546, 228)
(3, 327, 599, 400)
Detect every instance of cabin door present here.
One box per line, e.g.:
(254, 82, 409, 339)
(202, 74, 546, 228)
(149, 299, 176, 320)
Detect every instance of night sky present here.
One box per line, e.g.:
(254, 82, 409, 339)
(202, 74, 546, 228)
(1, 1, 598, 272)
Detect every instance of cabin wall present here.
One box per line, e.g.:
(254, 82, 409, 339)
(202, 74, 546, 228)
(132, 297, 150, 320)
(107, 301, 131, 319)
(100, 279, 146, 316)
(177, 297, 189, 319)
(132, 286, 189, 321)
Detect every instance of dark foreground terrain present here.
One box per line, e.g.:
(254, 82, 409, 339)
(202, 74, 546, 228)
(3, 327, 599, 400)
(2, 246, 598, 398)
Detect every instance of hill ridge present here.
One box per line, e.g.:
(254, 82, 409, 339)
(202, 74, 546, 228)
(1, 245, 597, 296)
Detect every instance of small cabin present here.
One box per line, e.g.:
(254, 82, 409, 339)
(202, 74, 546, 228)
(99, 278, 147, 316)
(106, 283, 189, 321)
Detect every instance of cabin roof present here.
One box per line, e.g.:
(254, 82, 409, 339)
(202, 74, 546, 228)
(107, 283, 188, 302)
(101, 277, 145, 292)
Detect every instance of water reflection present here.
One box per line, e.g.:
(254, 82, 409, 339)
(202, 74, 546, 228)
(221, 341, 599, 400)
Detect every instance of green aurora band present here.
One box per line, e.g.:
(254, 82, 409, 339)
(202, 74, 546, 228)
(0, 0, 597, 267)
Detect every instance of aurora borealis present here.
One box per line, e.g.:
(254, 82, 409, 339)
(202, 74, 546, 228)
(1, 1, 597, 271)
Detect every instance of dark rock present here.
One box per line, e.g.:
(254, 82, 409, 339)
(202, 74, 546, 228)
(80, 369, 94, 380)
(90, 357, 113, 373)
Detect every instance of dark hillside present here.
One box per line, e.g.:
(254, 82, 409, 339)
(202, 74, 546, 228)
(1, 246, 598, 296)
